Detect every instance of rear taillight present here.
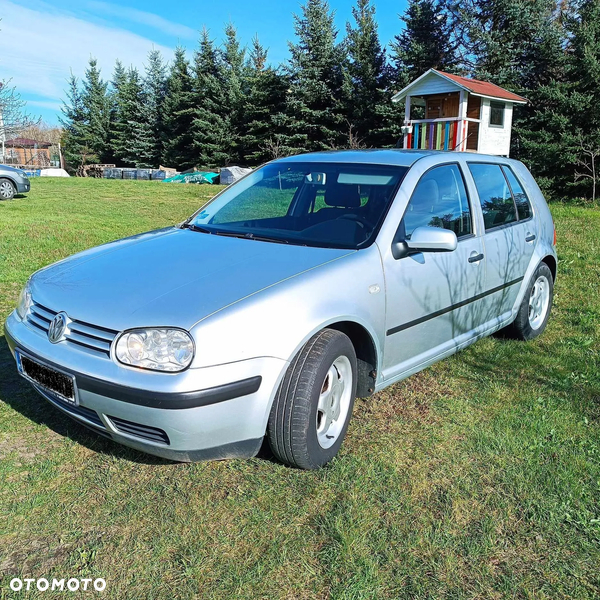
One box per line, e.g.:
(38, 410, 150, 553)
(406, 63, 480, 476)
(553, 224, 557, 246)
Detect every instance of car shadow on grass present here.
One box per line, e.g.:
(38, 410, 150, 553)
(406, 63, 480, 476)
(0, 334, 175, 466)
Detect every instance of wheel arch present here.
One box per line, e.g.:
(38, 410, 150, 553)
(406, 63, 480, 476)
(327, 320, 378, 398)
(541, 254, 557, 281)
(0, 176, 17, 190)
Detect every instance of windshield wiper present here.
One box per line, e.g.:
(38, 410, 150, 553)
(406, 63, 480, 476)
(182, 223, 213, 234)
(213, 231, 289, 244)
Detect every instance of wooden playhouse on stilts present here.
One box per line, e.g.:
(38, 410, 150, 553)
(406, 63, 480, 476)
(392, 69, 527, 156)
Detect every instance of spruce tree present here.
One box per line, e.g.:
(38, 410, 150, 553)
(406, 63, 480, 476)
(192, 28, 231, 168)
(562, 0, 600, 199)
(222, 24, 247, 164)
(111, 67, 154, 167)
(60, 58, 112, 171)
(567, 0, 600, 129)
(391, 0, 460, 88)
(344, 0, 392, 147)
(60, 75, 96, 173)
(81, 58, 112, 163)
(462, 0, 562, 90)
(285, 0, 346, 152)
(241, 37, 291, 163)
(512, 2, 567, 194)
(106, 60, 128, 164)
(162, 47, 197, 170)
(462, 0, 568, 194)
(144, 49, 168, 167)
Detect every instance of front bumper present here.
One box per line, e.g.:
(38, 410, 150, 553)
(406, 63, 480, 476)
(16, 178, 30, 193)
(4, 311, 288, 461)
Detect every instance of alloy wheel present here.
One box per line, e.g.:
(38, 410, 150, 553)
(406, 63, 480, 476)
(528, 275, 550, 330)
(316, 355, 353, 449)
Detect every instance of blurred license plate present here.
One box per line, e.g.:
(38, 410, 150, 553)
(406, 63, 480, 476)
(16, 351, 77, 405)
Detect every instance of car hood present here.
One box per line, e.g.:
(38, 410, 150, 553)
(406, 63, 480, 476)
(1, 164, 25, 175)
(31, 227, 353, 331)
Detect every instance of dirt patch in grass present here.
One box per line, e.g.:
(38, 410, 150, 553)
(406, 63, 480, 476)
(0, 530, 109, 577)
(0, 430, 62, 463)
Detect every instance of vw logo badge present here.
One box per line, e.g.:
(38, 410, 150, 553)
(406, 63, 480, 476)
(48, 312, 68, 344)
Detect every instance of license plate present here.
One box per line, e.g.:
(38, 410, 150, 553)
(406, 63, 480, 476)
(16, 350, 78, 405)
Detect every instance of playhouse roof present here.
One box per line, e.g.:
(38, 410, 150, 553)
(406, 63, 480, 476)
(392, 69, 528, 104)
(5, 137, 52, 148)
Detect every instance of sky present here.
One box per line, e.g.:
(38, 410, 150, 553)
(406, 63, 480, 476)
(0, 0, 409, 126)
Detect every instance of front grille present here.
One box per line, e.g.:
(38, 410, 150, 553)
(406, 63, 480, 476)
(107, 415, 170, 445)
(37, 386, 105, 429)
(27, 300, 118, 357)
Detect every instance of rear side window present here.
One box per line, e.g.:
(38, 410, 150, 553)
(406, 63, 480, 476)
(503, 167, 532, 220)
(468, 164, 517, 230)
(402, 164, 472, 239)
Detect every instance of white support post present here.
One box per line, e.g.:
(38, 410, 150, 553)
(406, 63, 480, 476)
(458, 91, 468, 151)
(403, 95, 412, 149)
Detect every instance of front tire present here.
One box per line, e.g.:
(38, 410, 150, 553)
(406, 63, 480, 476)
(267, 329, 357, 469)
(507, 262, 554, 340)
(0, 178, 16, 200)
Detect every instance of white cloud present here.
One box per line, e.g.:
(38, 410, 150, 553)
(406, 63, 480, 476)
(26, 100, 64, 112)
(0, 1, 174, 104)
(85, 0, 197, 40)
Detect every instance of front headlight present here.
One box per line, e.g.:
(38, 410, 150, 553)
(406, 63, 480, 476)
(115, 328, 194, 372)
(16, 281, 32, 319)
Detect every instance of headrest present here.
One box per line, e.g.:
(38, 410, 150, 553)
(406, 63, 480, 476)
(324, 184, 361, 208)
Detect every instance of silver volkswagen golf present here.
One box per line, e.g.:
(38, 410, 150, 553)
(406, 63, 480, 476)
(5, 150, 556, 469)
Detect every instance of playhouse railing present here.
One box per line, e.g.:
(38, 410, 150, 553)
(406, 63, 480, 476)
(403, 117, 480, 152)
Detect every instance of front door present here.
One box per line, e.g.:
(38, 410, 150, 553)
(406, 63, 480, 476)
(426, 97, 442, 119)
(426, 94, 460, 120)
(381, 163, 487, 381)
(442, 94, 459, 118)
(466, 163, 537, 322)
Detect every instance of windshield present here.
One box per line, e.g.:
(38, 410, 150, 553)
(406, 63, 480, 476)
(187, 162, 408, 249)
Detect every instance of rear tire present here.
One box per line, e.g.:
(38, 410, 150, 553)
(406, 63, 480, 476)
(267, 329, 357, 469)
(506, 262, 554, 341)
(0, 178, 16, 200)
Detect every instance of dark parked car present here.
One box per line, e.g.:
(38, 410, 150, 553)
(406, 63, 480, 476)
(0, 165, 30, 200)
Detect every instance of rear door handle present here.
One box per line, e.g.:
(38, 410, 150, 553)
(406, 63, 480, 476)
(525, 233, 536, 242)
(468, 252, 484, 263)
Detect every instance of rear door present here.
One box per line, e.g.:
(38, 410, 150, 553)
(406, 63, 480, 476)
(466, 163, 537, 322)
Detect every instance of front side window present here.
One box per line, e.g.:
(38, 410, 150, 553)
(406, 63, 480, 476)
(469, 163, 517, 230)
(502, 166, 532, 220)
(401, 164, 472, 239)
(490, 101, 505, 127)
(188, 162, 407, 249)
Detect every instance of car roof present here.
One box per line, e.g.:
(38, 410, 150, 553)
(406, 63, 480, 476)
(274, 149, 434, 167)
(273, 149, 517, 168)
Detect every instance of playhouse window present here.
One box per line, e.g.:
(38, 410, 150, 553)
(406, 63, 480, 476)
(489, 101, 505, 127)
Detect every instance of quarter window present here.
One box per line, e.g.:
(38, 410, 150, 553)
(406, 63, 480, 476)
(468, 164, 517, 230)
(490, 101, 505, 127)
(402, 164, 472, 239)
(502, 166, 532, 220)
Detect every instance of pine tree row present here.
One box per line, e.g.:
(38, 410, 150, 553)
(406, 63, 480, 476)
(61, 0, 600, 200)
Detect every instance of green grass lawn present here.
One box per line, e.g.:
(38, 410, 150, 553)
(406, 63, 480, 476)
(1, 179, 599, 599)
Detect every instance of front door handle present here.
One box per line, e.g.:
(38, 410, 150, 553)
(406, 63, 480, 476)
(468, 252, 484, 263)
(525, 233, 536, 242)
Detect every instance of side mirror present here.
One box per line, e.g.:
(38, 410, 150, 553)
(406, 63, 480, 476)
(392, 226, 458, 259)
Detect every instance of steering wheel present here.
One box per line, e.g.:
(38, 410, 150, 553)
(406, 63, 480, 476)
(338, 213, 375, 231)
